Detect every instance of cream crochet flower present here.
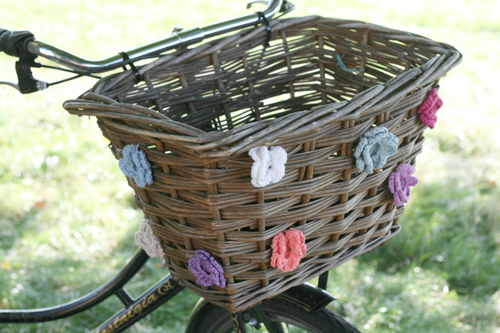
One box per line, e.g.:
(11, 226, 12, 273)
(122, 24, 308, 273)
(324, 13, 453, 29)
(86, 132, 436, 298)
(134, 218, 165, 258)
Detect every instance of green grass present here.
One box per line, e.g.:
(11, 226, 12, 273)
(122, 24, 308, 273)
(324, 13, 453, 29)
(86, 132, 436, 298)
(1, 0, 499, 332)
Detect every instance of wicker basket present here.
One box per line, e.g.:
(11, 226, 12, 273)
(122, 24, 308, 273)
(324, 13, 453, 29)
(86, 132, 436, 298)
(64, 16, 461, 313)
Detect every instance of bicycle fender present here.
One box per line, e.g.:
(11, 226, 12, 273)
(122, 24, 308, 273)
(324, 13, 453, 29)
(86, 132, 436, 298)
(188, 282, 336, 320)
(186, 283, 337, 332)
(275, 282, 337, 312)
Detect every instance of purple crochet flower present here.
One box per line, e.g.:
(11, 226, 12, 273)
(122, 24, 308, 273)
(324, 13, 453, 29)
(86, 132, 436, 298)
(188, 250, 226, 288)
(388, 163, 418, 206)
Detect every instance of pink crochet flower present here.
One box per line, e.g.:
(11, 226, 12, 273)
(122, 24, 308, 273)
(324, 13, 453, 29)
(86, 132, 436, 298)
(417, 88, 443, 129)
(271, 228, 307, 272)
(388, 163, 418, 206)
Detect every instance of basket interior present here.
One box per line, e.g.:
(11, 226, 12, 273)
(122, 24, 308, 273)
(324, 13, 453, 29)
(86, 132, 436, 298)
(113, 21, 434, 132)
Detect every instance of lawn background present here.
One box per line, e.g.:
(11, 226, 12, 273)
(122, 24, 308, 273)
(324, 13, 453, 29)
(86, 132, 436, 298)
(1, 0, 499, 332)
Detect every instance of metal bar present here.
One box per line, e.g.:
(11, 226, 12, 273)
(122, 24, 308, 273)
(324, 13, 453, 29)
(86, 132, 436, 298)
(0, 249, 149, 323)
(318, 271, 329, 290)
(114, 289, 135, 308)
(26, 0, 283, 73)
(253, 304, 278, 333)
(92, 275, 184, 333)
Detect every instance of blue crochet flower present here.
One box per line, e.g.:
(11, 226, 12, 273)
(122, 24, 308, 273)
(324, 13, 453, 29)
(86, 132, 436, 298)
(354, 126, 399, 174)
(119, 145, 153, 188)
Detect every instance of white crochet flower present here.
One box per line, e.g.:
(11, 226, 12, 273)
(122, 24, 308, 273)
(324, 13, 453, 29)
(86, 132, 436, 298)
(249, 146, 287, 187)
(134, 218, 165, 258)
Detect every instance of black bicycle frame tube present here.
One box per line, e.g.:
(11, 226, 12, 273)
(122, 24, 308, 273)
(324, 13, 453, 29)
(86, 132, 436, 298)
(253, 304, 278, 333)
(92, 275, 185, 333)
(0, 248, 149, 323)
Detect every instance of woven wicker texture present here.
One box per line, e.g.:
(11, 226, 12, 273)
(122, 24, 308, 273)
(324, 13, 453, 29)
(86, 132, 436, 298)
(64, 16, 462, 313)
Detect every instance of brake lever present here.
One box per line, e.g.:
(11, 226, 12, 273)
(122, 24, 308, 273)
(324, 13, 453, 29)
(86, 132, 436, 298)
(0, 80, 20, 91)
(0, 30, 47, 94)
(15, 37, 47, 93)
(0, 76, 47, 93)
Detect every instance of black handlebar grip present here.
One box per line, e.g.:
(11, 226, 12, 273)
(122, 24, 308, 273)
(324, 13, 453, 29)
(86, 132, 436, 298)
(0, 29, 34, 57)
(0, 28, 8, 50)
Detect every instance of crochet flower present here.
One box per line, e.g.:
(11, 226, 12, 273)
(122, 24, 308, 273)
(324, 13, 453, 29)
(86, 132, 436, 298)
(134, 218, 165, 258)
(417, 88, 443, 129)
(271, 228, 307, 272)
(188, 250, 226, 288)
(388, 163, 418, 206)
(249, 146, 287, 187)
(119, 144, 153, 188)
(354, 126, 399, 175)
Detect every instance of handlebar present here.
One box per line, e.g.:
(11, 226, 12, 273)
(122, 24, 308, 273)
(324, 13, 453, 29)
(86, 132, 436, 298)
(27, 0, 284, 73)
(0, 0, 290, 94)
(0, 29, 34, 57)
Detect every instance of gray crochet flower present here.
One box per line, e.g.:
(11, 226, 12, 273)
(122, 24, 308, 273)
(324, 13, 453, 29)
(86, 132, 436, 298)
(119, 145, 153, 188)
(354, 126, 399, 174)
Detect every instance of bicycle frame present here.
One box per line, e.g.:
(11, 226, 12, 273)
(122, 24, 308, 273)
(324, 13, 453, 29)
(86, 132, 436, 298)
(0, 249, 184, 332)
(94, 275, 185, 333)
(0, 248, 334, 332)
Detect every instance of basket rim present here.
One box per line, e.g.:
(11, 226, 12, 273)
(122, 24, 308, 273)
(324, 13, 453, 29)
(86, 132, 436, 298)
(63, 15, 462, 158)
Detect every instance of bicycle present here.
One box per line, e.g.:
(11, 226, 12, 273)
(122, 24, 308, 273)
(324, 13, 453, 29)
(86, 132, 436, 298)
(0, 0, 461, 332)
(0, 1, 364, 332)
